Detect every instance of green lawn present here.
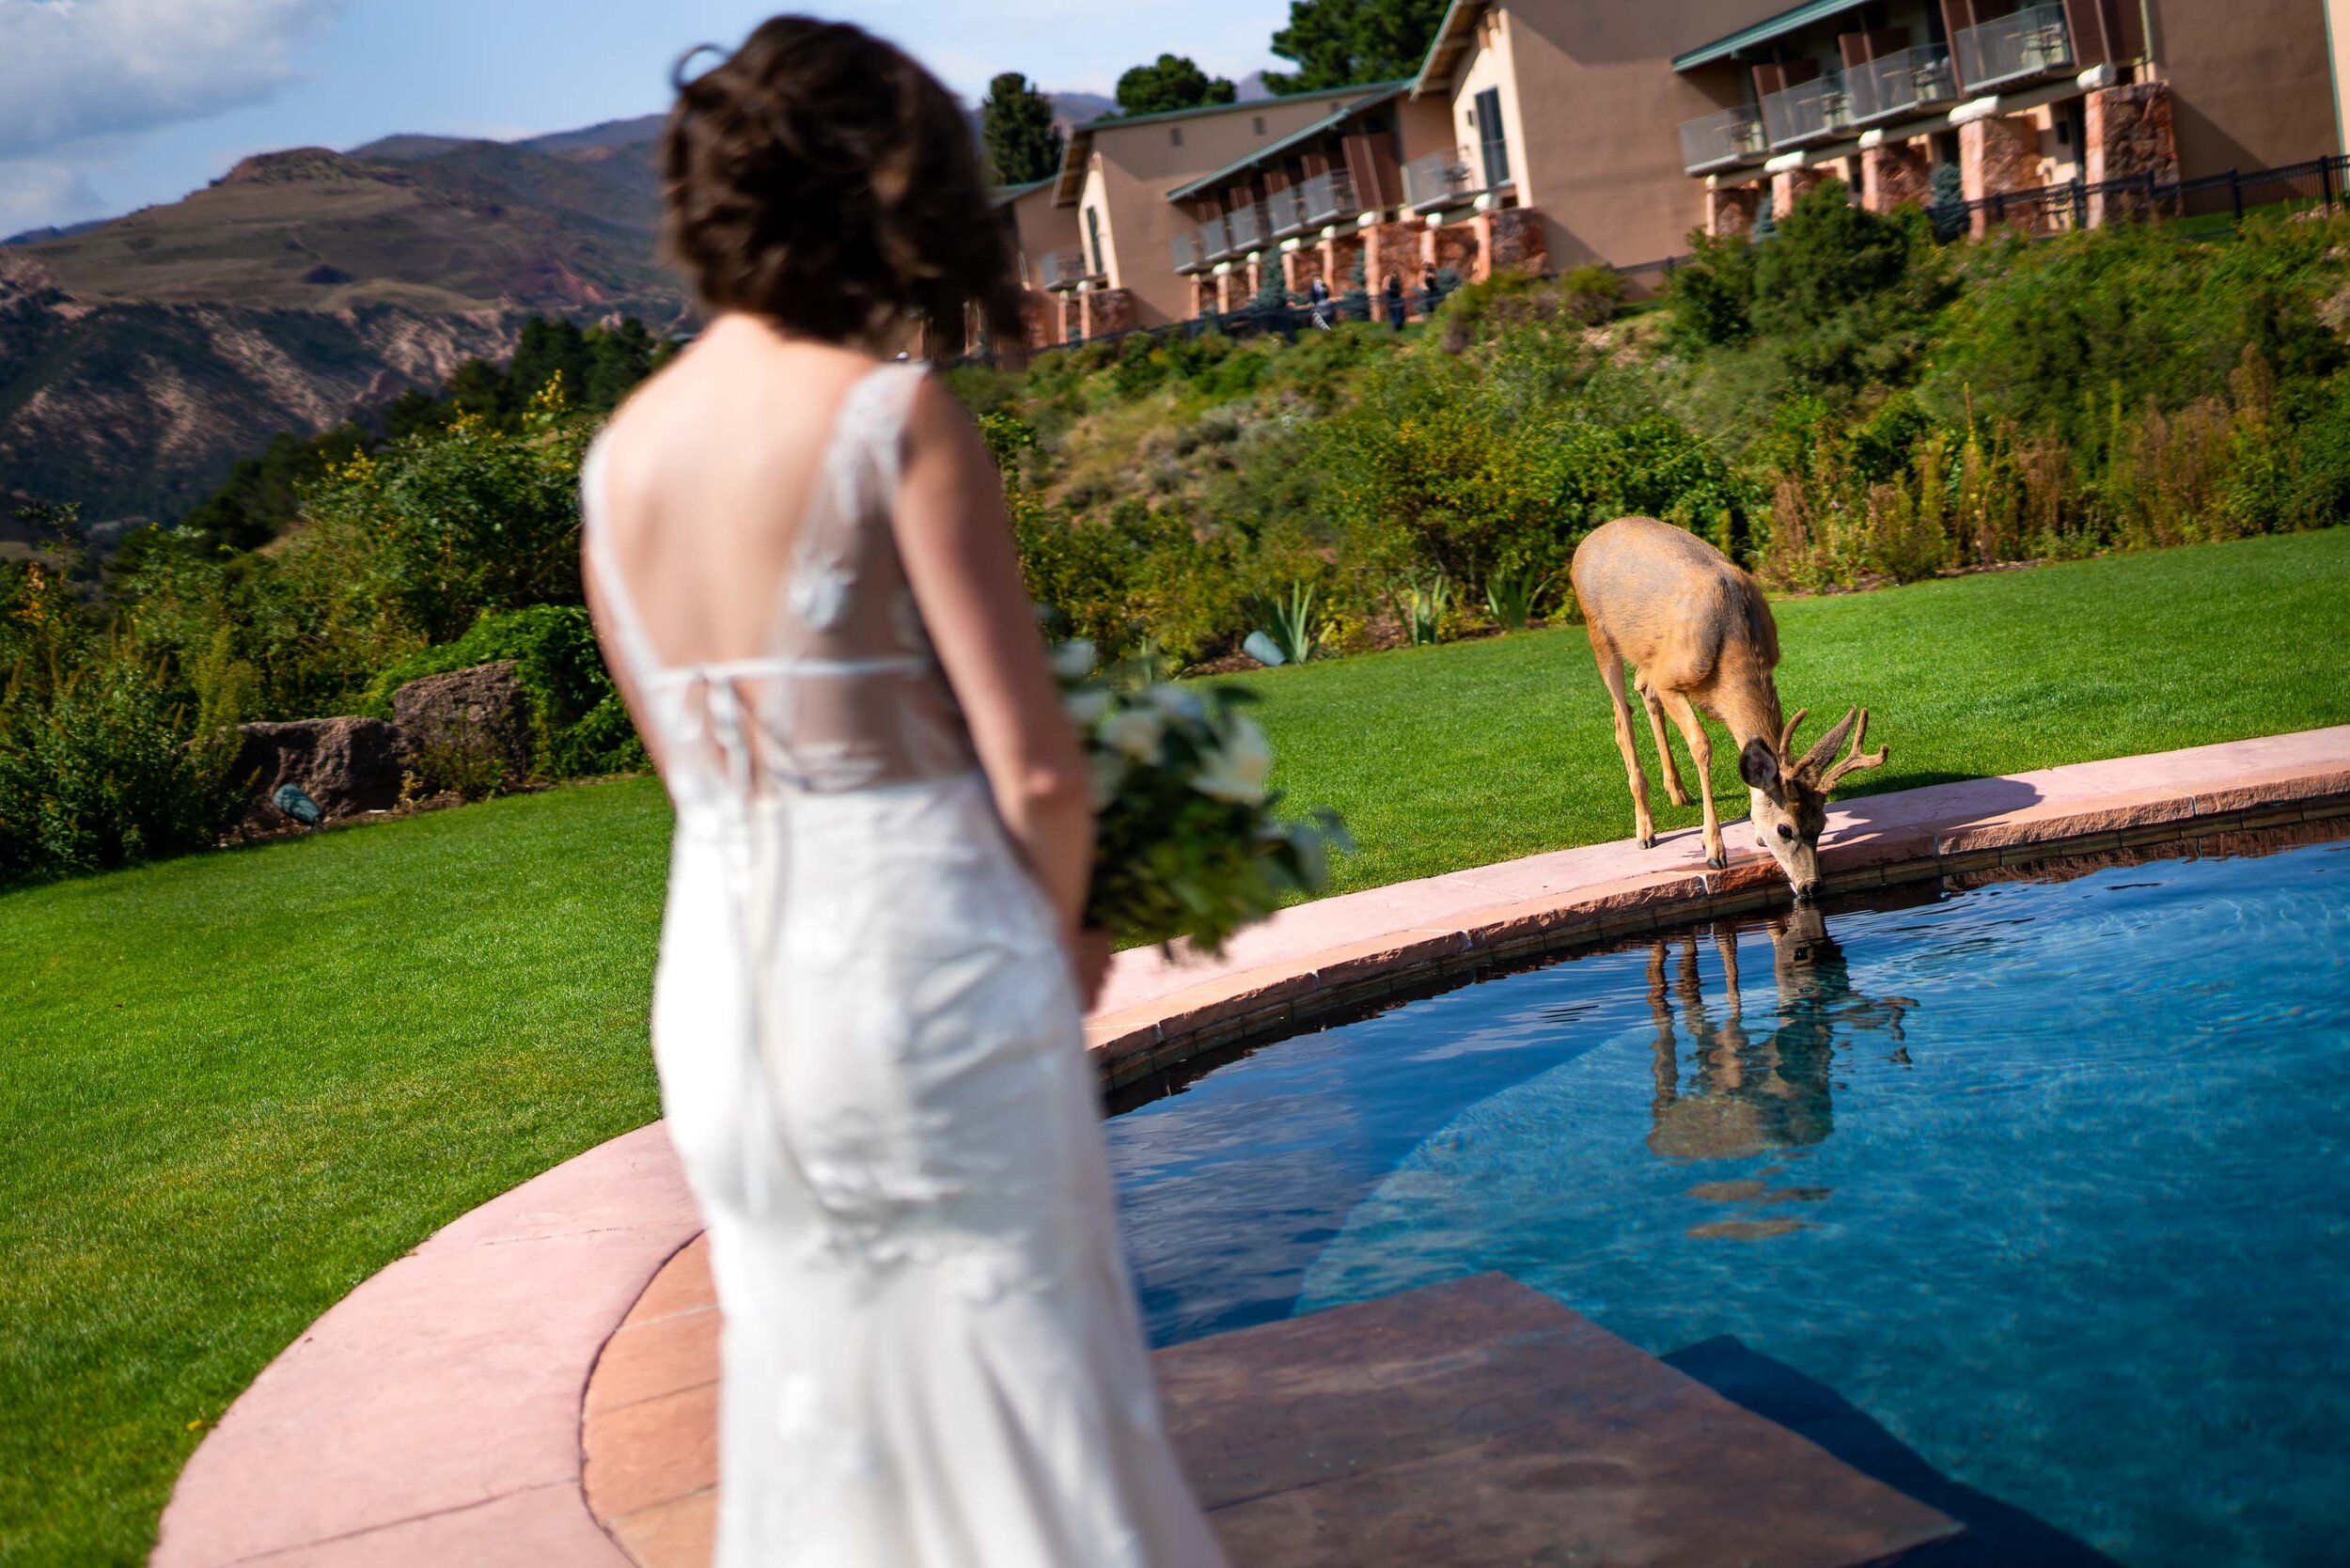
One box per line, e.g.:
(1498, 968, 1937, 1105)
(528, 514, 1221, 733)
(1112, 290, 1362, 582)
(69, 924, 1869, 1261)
(6, 528, 2349, 1563)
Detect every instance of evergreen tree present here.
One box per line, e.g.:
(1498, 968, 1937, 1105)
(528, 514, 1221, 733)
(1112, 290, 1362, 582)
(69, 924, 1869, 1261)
(980, 72, 1065, 184)
(1115, 55, 1237, 117)
(1263, 0, 1449, 93)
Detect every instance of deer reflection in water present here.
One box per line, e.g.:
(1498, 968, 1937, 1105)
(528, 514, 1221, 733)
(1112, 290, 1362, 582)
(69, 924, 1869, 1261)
(1645, 909, 1916, 1236)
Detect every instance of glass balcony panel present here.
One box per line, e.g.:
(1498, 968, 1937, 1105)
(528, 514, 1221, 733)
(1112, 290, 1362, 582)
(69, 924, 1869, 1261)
(1402, 148, 1480, 211)
(1762, 71, 1848, 149)
(1680, 106, 1766, 173)
(1171, 231, 1206, 273)
(1845, 43, 1956, 123)
(1266, 185, 1308, 238)
(1042, 248, 1092, 289)
(1200, 215, 1233, 262)
(1227, 201, 1268, 253)
(1954, 4, 2073, 93)
(1298, 169, 1358, 227)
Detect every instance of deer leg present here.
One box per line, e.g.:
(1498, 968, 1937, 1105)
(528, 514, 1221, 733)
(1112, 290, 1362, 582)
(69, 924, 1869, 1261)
(1597, 653, 1657, 849)
(1638, 680, 1691, 807)
(1659, 689, 1725, 870)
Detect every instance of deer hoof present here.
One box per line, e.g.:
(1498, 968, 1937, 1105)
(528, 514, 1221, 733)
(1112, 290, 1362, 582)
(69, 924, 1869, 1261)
(1706, 849, 1728, 870)
(1637, 832, 1656, 851)
(1666, 786, 1691, 807)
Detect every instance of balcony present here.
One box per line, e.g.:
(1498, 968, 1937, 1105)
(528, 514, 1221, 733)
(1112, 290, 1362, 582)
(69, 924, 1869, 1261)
(1266, 184, 1308, 240)
(1844, 43, 1957, 125)
(1226, 201, 1269, 255)
(1762, 71, 1848, 149)
(1954, 3, 2072, 93)
(1041, 248, 1101, 290)
(1402, 147, 1481, 212)
(1171, 231, 1209, 274)
(1680, 105, 1766, 174)
(1298, 168, 1358, 228)
(1199, 213, 1234, 263)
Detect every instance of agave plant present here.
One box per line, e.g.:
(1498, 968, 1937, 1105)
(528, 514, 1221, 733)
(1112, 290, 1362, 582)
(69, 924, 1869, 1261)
(1398, 573, 1450, 647)
(1250, 583, 1321, 666)
(1482, 564, 1559, 632)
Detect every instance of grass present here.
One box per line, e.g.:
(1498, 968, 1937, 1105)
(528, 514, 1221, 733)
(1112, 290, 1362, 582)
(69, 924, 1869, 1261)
(5, 527, 2349, 1563)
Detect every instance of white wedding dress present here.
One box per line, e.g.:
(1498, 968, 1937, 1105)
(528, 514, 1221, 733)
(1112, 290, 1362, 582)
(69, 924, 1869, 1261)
(583, 363, 1227, 1568)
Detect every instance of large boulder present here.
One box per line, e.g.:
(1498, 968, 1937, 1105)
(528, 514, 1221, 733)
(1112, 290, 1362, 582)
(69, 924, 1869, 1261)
(232, 717, 404, 827)
(393, 660, 534, 797)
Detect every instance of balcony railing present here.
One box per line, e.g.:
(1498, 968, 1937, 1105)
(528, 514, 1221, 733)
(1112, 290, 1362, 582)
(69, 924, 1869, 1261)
(1298, 168, 1357, 227)
(1226, 201, 1269, 254)
(1954, 3, 2072, 93)
(1041, 248, 1099, 290)
(1402, 147, 1481, 211)
(1265, 184, 1308, 240)
(1171, 231, 1208, 274)
(1762, 71, 1848, 149)
(1199, 213, 1234, 263)
(1680, 105, 1766, 173)
(1844, 43, 1956, 124)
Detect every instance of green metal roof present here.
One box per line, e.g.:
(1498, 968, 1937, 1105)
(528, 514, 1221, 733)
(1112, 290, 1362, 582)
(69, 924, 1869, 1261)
(1161, 86, 1405, 203)
(990, 178, 1051, 206)
(1671, 0, 1870, 71)
(1053, 80, 1406, 207)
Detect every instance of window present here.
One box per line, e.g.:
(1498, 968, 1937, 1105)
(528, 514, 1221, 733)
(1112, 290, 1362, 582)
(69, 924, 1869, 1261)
(1474, 86, 1510, 189)
(1169, 127, 1183, 147)
(1253, 116, 1266, 135)
(1084, 205, 1106, 278)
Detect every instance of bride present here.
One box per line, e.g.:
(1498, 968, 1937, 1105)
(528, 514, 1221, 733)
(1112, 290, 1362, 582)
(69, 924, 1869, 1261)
(581, 17, 1227, 1566)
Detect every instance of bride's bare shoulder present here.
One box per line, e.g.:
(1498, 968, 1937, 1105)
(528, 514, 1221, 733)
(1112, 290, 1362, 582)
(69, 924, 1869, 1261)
(595, 319, 892, 481)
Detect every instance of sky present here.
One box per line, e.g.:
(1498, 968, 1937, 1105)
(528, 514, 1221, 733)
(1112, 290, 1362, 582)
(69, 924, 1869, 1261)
(0, 0, 1293, 236)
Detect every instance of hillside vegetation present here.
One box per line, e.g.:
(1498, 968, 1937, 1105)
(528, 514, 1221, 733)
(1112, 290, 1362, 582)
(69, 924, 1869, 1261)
(958, 189, 2350, 665)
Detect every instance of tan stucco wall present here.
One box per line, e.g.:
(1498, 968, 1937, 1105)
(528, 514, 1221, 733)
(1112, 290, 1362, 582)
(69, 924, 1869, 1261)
(1456, 0, 1780, 271)
(1444, 7, 1529, 204)
(1067, 86, 1375, 326)
(2149, 0, 2340, 174)
(1005, 185, 1079, 291)
(2331, 0, 2350, 155)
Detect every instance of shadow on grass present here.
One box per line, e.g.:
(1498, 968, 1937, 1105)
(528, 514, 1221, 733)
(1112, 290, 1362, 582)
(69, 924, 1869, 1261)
(1662, 1335, 2119, 1566)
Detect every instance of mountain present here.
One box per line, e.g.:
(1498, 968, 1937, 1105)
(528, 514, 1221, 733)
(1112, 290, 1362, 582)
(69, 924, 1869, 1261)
(0, 87, 1108, 528)
(1, 134, 681, 525)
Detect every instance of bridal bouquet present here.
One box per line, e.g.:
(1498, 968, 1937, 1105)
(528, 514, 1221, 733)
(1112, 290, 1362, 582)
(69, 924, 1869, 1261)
(1053, 639, 1349, 956)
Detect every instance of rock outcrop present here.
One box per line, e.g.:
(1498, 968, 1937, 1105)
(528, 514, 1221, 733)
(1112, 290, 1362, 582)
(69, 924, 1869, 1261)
(393, 661, 535, 795)
(232, 717, 405, 827)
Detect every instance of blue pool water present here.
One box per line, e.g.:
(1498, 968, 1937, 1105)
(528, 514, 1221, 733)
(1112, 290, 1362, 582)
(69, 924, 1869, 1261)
(1106, 833, 2350, 1568)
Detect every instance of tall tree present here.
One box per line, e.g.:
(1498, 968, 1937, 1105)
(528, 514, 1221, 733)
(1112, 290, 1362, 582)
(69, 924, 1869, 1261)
(1115, 55, 1237, 117)
(980, 72, 1065, 184)
(1262, 0, 1449, 93)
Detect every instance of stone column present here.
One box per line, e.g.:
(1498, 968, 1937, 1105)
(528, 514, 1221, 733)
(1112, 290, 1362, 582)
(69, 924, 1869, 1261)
(1080, 288, 1137, 337)
(1242, 255, 1265, 303)
(1861, 139, 1933, 213)
(1214, 270, 1243, 313)
(1054, 291, 1080, 343)
(1705, 183, 1762, 239)
(1431, 220, 1480, 281)
(1484, 208, 1548, 274)
(1188, 275, 1213, 320)
(2084, 81, 2181, 227)
(1361, 221, 1418, 294)
(1961, 113, 2041, 236)
(1325, 230, 1366, 297)
(1771, 165, 1826, 218)
(1281, 245, 1324, 294)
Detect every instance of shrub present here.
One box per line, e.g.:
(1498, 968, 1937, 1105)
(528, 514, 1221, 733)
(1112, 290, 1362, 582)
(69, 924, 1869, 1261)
(358, 604, 643, 779)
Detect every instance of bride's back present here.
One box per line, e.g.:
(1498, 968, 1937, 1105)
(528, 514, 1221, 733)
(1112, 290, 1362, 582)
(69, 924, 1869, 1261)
(590, 325, 887, 670)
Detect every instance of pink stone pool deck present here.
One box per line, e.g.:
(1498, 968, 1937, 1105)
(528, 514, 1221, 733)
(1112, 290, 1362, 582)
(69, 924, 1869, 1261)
(151, 728, 2350, 1567)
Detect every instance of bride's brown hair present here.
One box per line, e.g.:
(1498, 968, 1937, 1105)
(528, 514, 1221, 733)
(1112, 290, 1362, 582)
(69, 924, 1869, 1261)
(661, 17, 1022, 348)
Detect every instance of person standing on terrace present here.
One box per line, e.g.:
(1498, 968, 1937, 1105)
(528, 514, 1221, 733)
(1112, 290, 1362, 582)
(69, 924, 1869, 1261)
(580, 17, 1228, 1566)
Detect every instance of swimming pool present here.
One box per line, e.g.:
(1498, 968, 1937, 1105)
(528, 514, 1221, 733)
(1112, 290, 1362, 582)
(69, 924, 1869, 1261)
(1107, 829, 2350, 1568)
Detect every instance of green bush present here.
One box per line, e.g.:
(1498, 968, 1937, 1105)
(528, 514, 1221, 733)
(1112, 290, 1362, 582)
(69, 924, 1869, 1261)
(358, 604, 643, 780)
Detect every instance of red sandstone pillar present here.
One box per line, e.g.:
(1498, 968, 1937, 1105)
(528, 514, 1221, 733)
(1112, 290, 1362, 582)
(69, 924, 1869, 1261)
(1961, 113, 2041, 236)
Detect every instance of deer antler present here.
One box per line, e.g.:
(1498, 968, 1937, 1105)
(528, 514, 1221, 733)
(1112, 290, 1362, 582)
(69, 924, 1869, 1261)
(1816, 708, 1888, 793)
(1777, 708, 1810, 766)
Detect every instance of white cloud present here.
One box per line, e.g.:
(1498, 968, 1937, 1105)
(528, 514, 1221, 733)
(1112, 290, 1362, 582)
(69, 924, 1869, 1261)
(0, 0, 345, 159)
(0, 158, 108, 235)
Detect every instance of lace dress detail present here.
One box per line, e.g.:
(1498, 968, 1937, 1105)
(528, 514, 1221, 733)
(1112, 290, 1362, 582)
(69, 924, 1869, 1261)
(584, 362, 1225, 1568)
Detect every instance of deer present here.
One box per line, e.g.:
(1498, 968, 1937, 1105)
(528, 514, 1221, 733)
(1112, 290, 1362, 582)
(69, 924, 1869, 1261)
(1568, 515, 1887, 901)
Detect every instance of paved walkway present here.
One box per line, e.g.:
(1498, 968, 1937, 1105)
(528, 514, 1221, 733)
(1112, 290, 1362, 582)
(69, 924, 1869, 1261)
(150, 728, 2350, 1566)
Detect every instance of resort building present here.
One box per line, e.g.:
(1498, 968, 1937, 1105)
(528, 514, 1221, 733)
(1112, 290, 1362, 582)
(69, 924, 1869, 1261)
(1010, 0, 2343, 343)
